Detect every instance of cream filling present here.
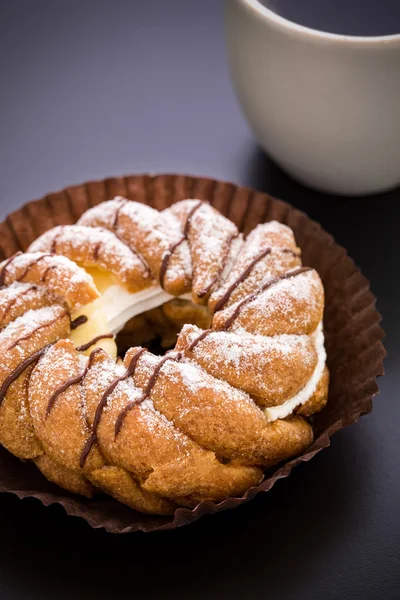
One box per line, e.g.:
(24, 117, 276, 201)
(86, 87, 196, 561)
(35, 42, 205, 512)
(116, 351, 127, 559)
(98, 285, 175, 334)
(265, 323, 326, 422)
(71, 269, 327, 422)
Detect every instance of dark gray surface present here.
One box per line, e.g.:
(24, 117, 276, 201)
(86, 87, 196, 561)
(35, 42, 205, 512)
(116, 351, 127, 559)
(0, 1, 399, 599)
(261, 0, 400, 37)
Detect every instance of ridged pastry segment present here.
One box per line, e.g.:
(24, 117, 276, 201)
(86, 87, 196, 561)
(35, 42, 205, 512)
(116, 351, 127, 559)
(212, 268, 324, 336)
(0, 252, 98, 309)
(28, 225, 151, 293)
(82, 349, 262, 503)
(124, 348, 313, 467)
(176, 324, 318, 405)
(29, 340, 176, 515)
(34, 453, 95, 498)
(0, 282, 60, 330)
(0, 196, 329, 515)
(88, 466, 177, 515)
(0, 306, 70, 459)
(209, 221, 301, 313)
(166, 200, 241, 304)
(78, 198, 191, 296)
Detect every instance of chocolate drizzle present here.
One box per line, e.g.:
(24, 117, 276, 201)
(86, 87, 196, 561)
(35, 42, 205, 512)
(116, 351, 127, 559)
(70, 315, 88, 330)
(222, 266, 312, 330)
(110, 202, 151, 277)
(159, 238, 185, 288)
(79, 347, 147, 467)
(188, 328, 212, 352)
(40, 265, 57, 283)
(14, 253, 54, 283)
(7, 309, 68, 350)
(46, 348, 103, 418)
(0, 344, 52, 406)
(0, 284, 37, 322)
(159, 200, 204, 289)
(114, 352, 183, 437)
(213, 247, 300, 313)
(50, 226, 64, 253)
(93, 241, 101, 261)
(0, 252, 22, 287)
(213, 248, 271, 312)
(197, 232, 238, 299)
(113, 198, 127, 229)
(46, 372, 85, 417)
(76, 334, 114, 352)
(187, 267, 313, 352)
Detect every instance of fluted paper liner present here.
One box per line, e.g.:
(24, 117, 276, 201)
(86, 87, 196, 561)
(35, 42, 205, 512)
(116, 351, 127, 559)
(0, 174, 385, 533)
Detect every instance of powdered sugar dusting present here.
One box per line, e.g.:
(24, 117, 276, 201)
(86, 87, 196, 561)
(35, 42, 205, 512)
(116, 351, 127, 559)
(79, 198, 191, 291)
(0, 196, 329, 503)
(0, 305, 66, 353)
(265, 323, 326, 420)
(182, 326, 316, 401)
(210, 220, 301, 308)
(221, 269, 321, 334)
(1, 252, 97, 309)
(29, 225, 151, 290)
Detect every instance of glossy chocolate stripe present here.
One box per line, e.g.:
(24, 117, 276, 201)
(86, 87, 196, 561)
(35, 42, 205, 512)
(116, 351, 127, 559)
(114, 352, 182, 437)
(188, 328, 212, 352)
(79, 347, 147, 467)
(159, 200, 204, 289)
(213, 246, 300, 313)
(16, 254, 54, 282)
(46, 348, 103, 417)
(75, 334, 114, 352)
(70, 315, 88, 330)
(0, 285, 37, 323)
(196, 232, 238, 299)
(7, 310, 68, 351)
(213, 247, 272, 312)
(0, 252, 23, 287)
(0, 344, 52, 406)
(222, 267, 313, 330)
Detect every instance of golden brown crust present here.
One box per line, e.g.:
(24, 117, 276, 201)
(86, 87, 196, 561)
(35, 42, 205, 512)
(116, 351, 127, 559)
(162, 298, 211, 331)
(34, 453, 94, 498)
(0, 366, 43, 459)
(176, 324, 317, 405)
(212, 268, 324, 336)
(0, 283, 61, 330)
(209, 221, 301, 312)
(78, 198, 191, 295)
(125, 348, 313, 467)
(297, 366, 329, 417)
(0, 197, 328, 514)
(28, 225, 151, 293)
(83, 349, 262, 501)
(166, 200, 240, 304)
(0, 306, 71, 459)
(29, 340, 104, 473)
(87, 466, 176, 515)
(0, 252, 98, 309)
(29, 341, 182, 513)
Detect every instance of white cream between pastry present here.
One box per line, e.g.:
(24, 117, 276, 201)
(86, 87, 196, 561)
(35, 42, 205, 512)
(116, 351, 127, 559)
(69, 266, 191, 358)
(70, 266, 325, 421)
(265, 323, 326, 421)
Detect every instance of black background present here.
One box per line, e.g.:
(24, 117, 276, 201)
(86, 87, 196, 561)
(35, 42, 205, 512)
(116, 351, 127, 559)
(0, 2, 399, 599)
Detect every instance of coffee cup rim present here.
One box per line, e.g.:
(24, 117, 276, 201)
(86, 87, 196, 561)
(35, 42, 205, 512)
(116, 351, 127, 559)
(242, 0, 400, 46)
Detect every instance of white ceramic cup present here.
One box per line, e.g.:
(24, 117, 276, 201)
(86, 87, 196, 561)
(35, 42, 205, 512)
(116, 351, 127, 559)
(224, 0, 400, 195)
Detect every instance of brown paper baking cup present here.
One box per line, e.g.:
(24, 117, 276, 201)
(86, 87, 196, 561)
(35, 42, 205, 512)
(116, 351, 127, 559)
(0, 174, 385, 533)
